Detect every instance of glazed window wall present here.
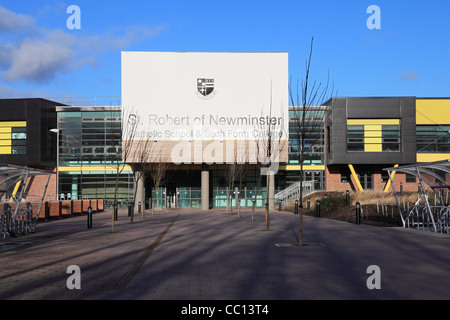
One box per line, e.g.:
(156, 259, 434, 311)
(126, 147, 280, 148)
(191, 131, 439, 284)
(58, 111, 123, 166)
(57, 110, 134, 205)
(211, 168, 273, 208)
(177, 187, 201, 208)
(276, 170, 325, 191)
(288, 110, 325, 165)
(416, 125, 450, 153)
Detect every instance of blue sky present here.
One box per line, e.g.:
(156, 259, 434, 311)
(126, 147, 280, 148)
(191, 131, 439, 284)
(0, 0, 449, 102)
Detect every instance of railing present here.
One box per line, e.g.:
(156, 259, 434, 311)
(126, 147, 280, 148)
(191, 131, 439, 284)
(274, 181, 316, 207)
(46, 96, 121, 107)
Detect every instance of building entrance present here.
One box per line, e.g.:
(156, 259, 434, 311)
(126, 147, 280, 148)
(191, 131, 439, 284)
(166, 186, 177, 208)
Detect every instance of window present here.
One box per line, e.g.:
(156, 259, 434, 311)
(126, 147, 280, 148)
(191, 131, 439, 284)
(347, 125, 364, 152)
(381, 125, 400, 151)
(341, 170, 351, 183)
(347, 120, 401, 152)
(416, 125, 450, 153)
(10, 126, 27, 154)
(405, 173, 416, 183)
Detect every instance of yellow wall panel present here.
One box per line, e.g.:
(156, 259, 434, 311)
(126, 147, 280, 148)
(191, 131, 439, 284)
(416, 153, 450, 163)
(0, 146, 11, 154)
(59, 165, 133, 172)
(281, 165, 325, 171)
(364, 142, 382, 152)
(416, 99, 450, 125)
(364, 125, 382, 137)
(364, 124, 382, 152)
(0, 140, 12, 146)
(0, 121, 26, 127)
(347, 119, 400, 125)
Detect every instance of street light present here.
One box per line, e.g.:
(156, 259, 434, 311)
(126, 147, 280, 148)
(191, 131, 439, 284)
(50, 128, 60, 200)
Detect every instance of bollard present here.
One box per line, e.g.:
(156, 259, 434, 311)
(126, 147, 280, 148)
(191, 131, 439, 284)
(346, 190, 350, 206)
(295, 200, 298, 215)
(87, 206, 93, 229)
(138, 201, 142, 214)
(316, 200, 320, 218)
(307, 198, 310, 210)
(114, 204, 118, 221)
(278, 201, 282, 211)
(265, 202, 269, 231)
(128, 202, 132, 217)
(356, 202, 361, 225)
(400, 182, 403, 193)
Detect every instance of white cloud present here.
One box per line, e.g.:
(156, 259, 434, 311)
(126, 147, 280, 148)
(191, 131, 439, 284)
(5, 39, 74, 82)
(0, 6, 167, 84)
(398, 71, 420, 82)
(0, 6, 34, 33)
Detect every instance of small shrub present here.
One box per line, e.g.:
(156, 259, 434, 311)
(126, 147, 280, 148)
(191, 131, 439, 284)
(319, 195, 346, 210)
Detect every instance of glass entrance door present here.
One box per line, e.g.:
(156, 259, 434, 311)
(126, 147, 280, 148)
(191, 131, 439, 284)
(167, 187, 176, 208)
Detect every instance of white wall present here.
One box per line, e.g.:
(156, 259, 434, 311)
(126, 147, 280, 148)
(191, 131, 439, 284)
(121, 52, 288, 164)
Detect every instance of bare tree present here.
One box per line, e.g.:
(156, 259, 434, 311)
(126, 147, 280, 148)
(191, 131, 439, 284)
(126, 137, 154, 222)
(109, 107, 139, 233)
(236, 144, 249, 219)
(147, 150, 170, 215)
(254, 91, 287, 231)
(289, 37, 335, 245)
(225, 144, 239, 214)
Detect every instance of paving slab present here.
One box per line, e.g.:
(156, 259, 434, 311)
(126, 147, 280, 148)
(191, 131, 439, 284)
(0, 208, 449, 303)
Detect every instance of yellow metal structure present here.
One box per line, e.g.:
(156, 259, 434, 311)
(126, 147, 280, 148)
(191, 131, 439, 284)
(383, 164, 399, 192)
(348, 164, 363, 191)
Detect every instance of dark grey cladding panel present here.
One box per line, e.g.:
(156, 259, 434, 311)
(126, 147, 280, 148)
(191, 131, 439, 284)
(326, 97, 416, 165)
(346, 97, 404, 118)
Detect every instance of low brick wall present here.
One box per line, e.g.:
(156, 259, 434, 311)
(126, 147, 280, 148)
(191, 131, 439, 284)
(1, 199, 105, 221)
(82, 200, 91, 213)
(73, 200, 83, 215)
(61, 200, 73, 217)
(91, 199, 98, 212)
(48, 201, 61, 219)
(98, 199, 104, 211)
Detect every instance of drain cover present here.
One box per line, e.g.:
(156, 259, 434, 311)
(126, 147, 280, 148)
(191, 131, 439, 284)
(275, 242, 325, 247)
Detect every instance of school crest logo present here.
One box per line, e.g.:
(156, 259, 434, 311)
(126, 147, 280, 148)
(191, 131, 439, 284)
(196, 78, 216, 100)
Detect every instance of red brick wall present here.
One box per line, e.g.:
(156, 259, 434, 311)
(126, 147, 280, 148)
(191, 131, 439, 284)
(326, 164, 420, 192)
(24, 167, 57, 201)
(48, 201, 61, 218)
(61, 200, 73, 217)
(73, 200, 83, 214)
(91, 199, 98, 212)
(98, 199, 104, 211)
(82, 200, 91, 213)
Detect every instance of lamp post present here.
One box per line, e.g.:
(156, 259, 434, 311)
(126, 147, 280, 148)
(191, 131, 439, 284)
(50, 128, 60, 201)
